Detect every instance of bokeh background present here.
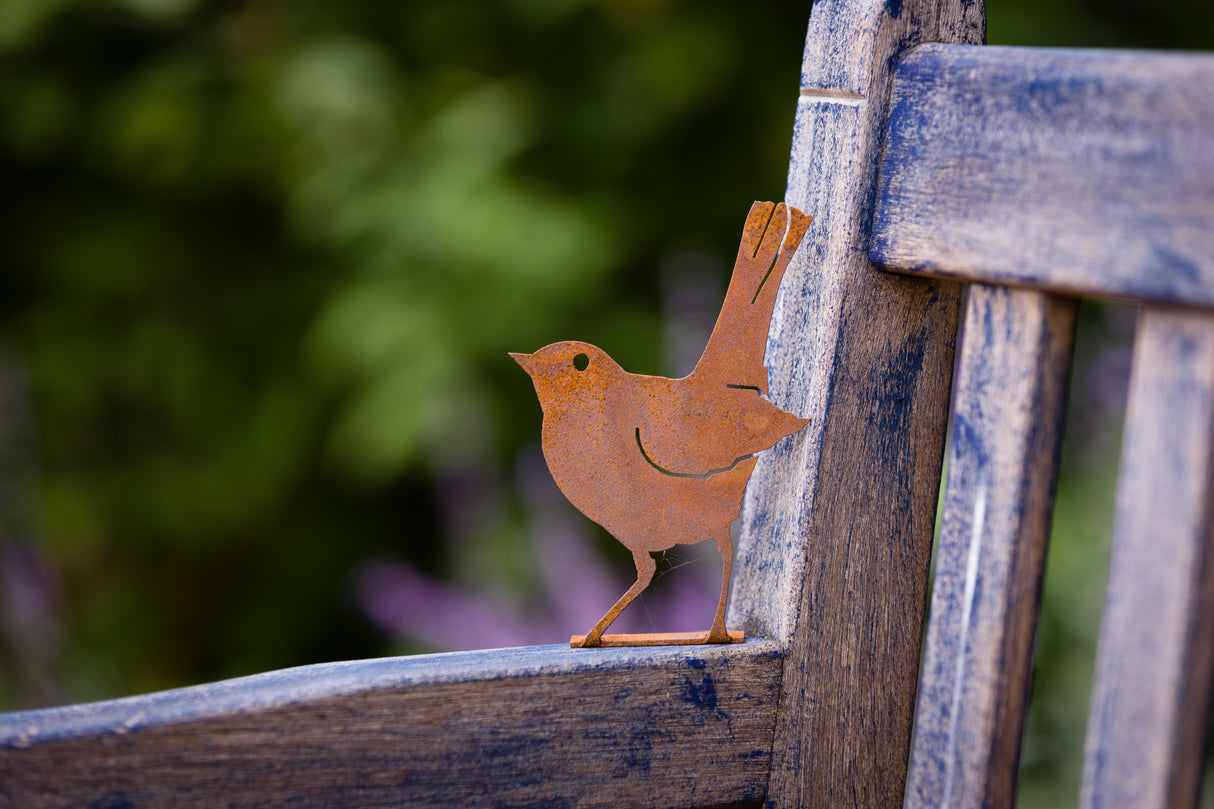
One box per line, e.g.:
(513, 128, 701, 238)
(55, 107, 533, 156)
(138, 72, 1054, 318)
(0, 0, 1211, 804)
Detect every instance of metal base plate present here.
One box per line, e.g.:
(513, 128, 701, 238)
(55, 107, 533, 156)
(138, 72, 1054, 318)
(570, 630, 745, 648)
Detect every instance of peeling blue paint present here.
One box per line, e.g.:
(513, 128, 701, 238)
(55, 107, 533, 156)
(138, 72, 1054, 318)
(1151, 244, 1199, 284)
(624, 728, 654, 774)
(682, 674, 719, 711)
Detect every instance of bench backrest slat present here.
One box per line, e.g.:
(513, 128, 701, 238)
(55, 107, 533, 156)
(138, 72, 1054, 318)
(871, 44, 1214, 307)
(1081, 307, 1214, 809)
(905, 285, 1075, 809)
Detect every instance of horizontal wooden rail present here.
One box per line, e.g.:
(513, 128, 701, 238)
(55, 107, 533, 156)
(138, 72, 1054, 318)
(870, 44, 1214, 307)
(0, 640, 783, 809)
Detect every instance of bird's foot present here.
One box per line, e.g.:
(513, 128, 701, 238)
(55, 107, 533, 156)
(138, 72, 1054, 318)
(706, 624, 732, 644)
(577, 631, 604, 648)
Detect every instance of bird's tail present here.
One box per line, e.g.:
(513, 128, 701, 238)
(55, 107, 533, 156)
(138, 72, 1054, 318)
(692, 202, 812, 393)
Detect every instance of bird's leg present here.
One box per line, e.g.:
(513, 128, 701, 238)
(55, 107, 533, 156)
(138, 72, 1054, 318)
(581, 551, 657, 647)
(707, 532, 733, 643)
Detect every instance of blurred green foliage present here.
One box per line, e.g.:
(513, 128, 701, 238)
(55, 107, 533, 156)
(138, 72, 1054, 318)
(0, 0, 1211, 805)
(0, 0, 811, 704)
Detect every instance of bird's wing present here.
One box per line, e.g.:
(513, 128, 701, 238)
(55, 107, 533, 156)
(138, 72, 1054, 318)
(691, 202, 812, 394)
(633, 376, 808, 477)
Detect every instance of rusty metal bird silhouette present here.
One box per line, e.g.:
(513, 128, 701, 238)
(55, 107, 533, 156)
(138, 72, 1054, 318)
(511, 201, 811, 647)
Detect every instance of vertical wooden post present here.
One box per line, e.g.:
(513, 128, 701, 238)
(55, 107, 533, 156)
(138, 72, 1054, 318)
(904, 286, 1076, 809)
(1082, 308, 1214, 809)
(728, 1, 985, 807)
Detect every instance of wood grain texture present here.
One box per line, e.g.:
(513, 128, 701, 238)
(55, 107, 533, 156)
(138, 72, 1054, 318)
(905, 286, 1076, 809)
(0, 641, 783, 809)
(870, 44, 1214, 307)
(1081, 308, 1214, 809)
(726, 0, 984, 807)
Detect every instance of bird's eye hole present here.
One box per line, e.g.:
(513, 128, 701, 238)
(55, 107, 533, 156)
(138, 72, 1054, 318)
(573, 353, 590, 371)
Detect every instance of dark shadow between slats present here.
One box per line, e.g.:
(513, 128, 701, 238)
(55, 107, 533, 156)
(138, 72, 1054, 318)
(1016, 302, 1134, 808)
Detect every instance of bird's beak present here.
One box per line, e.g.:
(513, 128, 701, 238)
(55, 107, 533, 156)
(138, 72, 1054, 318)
(509, 352, 534, 374)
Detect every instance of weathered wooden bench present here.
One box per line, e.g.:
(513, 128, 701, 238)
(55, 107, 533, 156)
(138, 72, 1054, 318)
(4, 0, 1213, 806)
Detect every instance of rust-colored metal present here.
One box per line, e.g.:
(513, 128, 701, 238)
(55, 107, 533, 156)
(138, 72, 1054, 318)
(568, 631, 746, 647)
(511, 201, 812, 648)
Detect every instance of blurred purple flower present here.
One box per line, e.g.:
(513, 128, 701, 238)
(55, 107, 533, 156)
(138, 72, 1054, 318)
(0, 540, 63, 707)
(0, 542, 60, 643)
(354, 445, 723, 650)
(356, 558, 545, 648)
